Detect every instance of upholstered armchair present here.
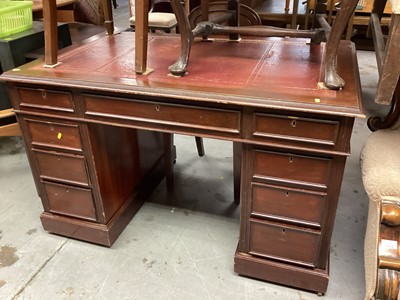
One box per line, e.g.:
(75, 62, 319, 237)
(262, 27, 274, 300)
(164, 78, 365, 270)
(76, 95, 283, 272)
(361, 0, 400, 297)
(361, 78, 400, 300)
(74, 0, 105, 25)
(129, 0, 178, 33)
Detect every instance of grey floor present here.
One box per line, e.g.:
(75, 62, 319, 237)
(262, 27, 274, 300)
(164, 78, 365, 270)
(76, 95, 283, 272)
(0, 3, 390, 299)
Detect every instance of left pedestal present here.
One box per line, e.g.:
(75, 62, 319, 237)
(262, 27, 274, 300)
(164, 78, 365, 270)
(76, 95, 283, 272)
(7, 84, 166, 246)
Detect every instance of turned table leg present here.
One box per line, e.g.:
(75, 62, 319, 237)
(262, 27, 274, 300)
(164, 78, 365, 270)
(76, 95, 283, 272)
(323, 0, 359, 89)
(169, 0, 194, 75)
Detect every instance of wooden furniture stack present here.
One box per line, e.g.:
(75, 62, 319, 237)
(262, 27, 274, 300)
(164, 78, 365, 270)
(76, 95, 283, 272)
(0, 109, 20, 136)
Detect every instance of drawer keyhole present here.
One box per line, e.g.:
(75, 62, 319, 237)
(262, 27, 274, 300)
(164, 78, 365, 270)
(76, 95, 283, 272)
(50, 125, 54, 131)
(155, 105, 161, 112)
(286, 191, 289, 197)
(41, 91, 47, 99)
(289, 157, 294, 163)
(291, 120, 296, 127)
(281, 229, 286, 234)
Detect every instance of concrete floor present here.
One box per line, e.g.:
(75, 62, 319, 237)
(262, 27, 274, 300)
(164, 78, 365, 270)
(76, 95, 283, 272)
(0, 4, 390, 299)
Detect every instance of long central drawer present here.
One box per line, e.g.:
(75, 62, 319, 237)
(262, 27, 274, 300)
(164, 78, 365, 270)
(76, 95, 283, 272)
(83, 94, 241, 134)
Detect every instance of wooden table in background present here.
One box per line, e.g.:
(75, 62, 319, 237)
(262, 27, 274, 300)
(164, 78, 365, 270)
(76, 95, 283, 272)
(32, 0, 78, 21)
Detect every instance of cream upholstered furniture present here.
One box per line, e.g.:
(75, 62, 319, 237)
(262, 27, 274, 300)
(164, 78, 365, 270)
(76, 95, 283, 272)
(361, 120, 400, 300)
(361, 4, 400, 298)
(129, 0, 178, 32)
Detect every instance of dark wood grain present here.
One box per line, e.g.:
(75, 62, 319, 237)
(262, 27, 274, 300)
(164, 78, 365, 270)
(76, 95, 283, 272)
(1, 36, 363, 292)
(251, 183, 327, 228)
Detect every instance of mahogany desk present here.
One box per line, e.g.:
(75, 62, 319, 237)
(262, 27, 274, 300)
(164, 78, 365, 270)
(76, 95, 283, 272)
(1, 33, 364, 294)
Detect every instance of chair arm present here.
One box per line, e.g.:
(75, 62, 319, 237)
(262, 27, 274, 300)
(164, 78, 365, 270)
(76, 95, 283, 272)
(382, 201, 400, 226)
(379, 256, 400, 271)
(375, 202, 400, 299)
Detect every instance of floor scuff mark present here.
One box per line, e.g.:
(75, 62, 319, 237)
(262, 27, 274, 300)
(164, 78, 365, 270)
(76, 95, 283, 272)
(0, 279, 7, 287)
(0, 245, 19, 268)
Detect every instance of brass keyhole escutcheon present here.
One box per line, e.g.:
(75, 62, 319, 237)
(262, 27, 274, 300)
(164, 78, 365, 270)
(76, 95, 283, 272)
(291, 120, 296, 127)
(155, 105, 160, 112)
(289, 157, 294, 163)
(286, 191, 289, 197)
(282, 229, 286, 234)
(41, 91, 47, 99)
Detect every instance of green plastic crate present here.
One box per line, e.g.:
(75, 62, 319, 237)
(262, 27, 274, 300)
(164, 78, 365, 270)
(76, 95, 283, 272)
(0, 1, 33, 38)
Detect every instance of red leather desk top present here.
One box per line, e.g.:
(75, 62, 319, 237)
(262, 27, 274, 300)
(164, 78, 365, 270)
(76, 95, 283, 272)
(2, 32, 364, 117)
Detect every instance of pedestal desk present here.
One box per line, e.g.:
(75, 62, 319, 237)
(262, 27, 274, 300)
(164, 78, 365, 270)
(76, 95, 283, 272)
(0, 33, 364, 294)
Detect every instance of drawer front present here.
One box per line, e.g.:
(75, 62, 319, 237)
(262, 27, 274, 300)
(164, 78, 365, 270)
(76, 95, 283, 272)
(17, 87, 74, 113)
(249, 220, 320, 266)
(84, 95, 241, 135)
(43, 181, 96, 221)
(251, 183, 326, 227)
(253, 150, 332, 189)
(26, 119, 82, 151)
(33, 149, 89, 186)
(252, 113, 339, 147)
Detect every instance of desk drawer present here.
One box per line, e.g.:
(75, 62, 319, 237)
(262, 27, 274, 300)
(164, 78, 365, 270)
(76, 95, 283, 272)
(43, 181, 96, 221)
(26, 119, 82, 151)
(252, 113, 339, 147)
(17, 87, 74, 114)
(251, 183, 326, 227)
(33, 149, 89, 186)
(84, 95, 241, 134)
(253, 150, 331, 189)
(249, 219, 320, 267)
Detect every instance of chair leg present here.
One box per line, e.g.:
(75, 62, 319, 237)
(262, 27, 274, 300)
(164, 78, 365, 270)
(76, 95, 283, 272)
(163, 133, 175, 192)
(101, 0, 114, 35)
(195, 136, 205, 157)
(233, 142, 241, 204)
(134, 0, 149, 74)
(43, 0, 58, 66)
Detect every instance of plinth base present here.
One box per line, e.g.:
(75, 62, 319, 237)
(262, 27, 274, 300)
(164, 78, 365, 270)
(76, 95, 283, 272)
(234, 248, 329, 294)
